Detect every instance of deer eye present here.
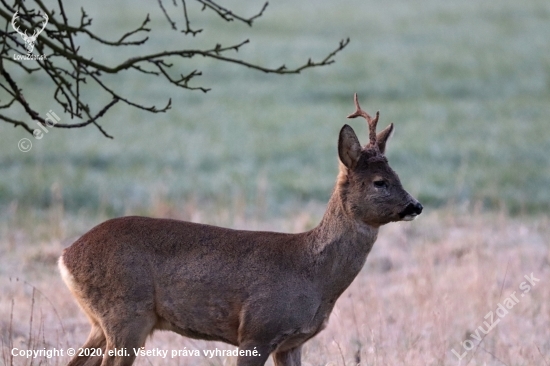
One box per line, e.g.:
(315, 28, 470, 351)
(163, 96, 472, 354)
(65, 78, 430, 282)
(373, 180, 388, 188)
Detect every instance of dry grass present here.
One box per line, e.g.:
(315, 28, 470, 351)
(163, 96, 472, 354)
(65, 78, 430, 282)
(1, 205, 549, 366)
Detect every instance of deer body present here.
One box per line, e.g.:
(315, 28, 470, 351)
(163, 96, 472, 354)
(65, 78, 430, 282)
(60, 94, 422, 366)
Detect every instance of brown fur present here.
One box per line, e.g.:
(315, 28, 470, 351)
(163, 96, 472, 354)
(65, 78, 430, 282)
(60, 96, 422, 366)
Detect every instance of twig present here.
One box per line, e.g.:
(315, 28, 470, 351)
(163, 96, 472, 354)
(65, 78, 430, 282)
(0, 0, 349, 138)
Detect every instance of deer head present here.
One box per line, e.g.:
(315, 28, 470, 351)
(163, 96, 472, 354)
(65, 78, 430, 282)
(338, 93, 422, 227)
(11, 11, 48, 54)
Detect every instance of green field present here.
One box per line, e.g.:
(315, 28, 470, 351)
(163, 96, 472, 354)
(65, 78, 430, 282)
(1, 0, 549, 219)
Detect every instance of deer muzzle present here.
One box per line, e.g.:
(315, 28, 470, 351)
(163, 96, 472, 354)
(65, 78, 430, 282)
(399, 201, 423, 221)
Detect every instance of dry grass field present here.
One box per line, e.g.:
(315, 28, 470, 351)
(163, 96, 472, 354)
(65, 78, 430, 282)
(1, 204, 549, 366)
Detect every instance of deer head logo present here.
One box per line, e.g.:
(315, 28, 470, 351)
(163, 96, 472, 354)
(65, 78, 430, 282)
(11, 11, 48, 54)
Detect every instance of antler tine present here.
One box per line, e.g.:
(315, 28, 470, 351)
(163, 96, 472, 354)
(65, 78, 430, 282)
(32, 13, 48, 37)
(40, 13, 48, 30)
(346, 93, 380, 149)
(11, 12, 28, 36)
(11, 12, 22, 34)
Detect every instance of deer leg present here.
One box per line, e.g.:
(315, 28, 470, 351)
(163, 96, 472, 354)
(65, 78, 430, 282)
(272, 345, 302, 366)
(67, 324, 106, 366)
(100, 313, 156, 366)
(236, 343, 271, 366)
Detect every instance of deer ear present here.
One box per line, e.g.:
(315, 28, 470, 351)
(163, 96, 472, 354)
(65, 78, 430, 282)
(338, 124, 361, 169)
(376, 123, 394, 154)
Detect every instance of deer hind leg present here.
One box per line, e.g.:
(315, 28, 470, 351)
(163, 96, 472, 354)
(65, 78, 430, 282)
(67, 324, 106, 366)
(236, 343, 271, 366)
(272, 345, 302, 366)
(99, 312, 157, 366)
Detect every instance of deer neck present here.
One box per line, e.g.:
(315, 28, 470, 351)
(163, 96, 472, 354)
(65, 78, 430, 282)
(307, 186, 378, 299)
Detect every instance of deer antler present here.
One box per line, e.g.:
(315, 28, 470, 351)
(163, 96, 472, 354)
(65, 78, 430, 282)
(32, 13, 48, 38)
(347, 93, 380, 149)
(11, 12, 27, 38)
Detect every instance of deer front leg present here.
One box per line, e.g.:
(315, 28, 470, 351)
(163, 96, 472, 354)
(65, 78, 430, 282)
(272, 346, 302, 366)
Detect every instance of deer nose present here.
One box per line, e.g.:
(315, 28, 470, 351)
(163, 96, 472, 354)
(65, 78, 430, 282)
(403, 202, 423, 215)
(398, 201, 423, 220)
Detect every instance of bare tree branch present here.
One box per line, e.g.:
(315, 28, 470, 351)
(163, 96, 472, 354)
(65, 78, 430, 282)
(181, 0, 201, 36)
(196, 0, 269, 26)
(0, 113, 35, 133)
(0, 0, 349, 138)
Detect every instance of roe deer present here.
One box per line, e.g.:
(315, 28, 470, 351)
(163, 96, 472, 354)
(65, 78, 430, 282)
(59, 93, 422, 366)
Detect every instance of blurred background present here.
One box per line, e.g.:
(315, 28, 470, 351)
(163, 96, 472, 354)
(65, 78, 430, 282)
(1, 0, 549, 365)
(1, 0, 549, 222)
